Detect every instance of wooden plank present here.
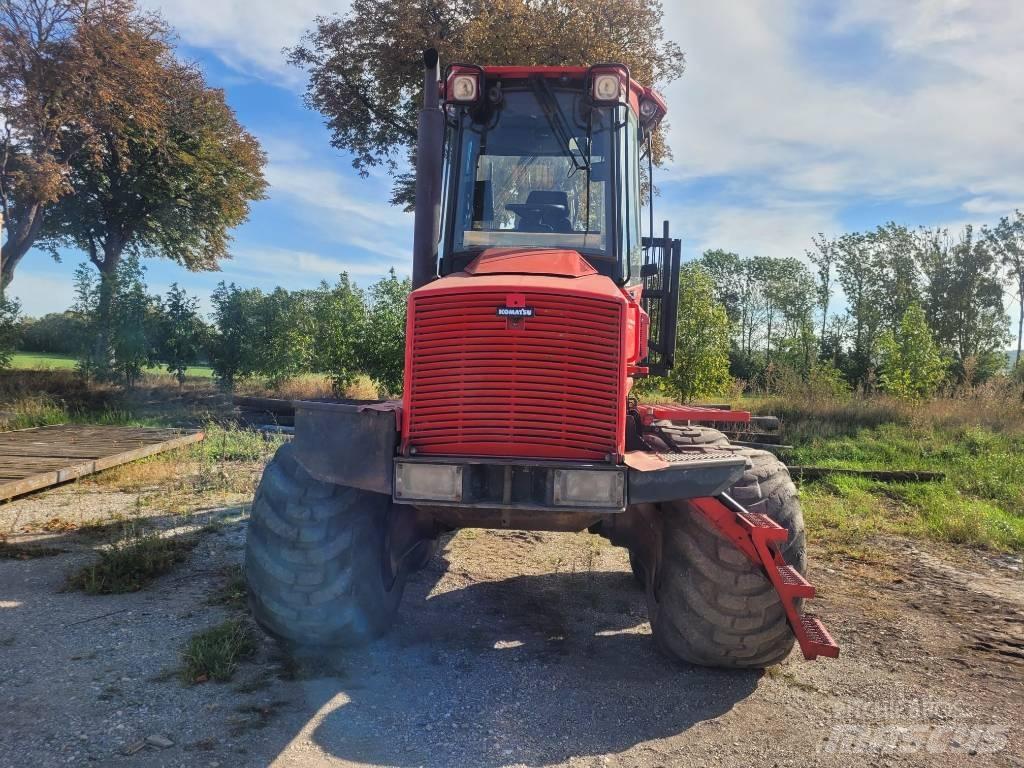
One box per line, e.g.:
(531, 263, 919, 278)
(0, 427, 204, 501)
(788, 466, 945, 483)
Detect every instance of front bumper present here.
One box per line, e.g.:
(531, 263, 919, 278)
(393, 450, 746, 512)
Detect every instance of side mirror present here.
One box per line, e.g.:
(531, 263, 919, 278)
(640, 263, 659, 279)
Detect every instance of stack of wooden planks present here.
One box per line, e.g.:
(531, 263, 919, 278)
(0, 425, 204, 501)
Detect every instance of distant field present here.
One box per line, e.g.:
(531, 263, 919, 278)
(10, 352, 214, 378)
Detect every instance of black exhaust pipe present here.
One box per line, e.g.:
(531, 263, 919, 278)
(411, 48, 443, 290)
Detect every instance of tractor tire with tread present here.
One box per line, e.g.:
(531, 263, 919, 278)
(652, 422, 731, 450)
(244, 443, 405, 648)
(648, 442, 806, 668)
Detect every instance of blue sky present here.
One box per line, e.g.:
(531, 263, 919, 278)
(9, 0, 1023, 336)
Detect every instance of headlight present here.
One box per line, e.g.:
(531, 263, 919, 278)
(592, 73, 623, 102)
(395, 462, 463, 502)
(552, 469, 625, 508)
(445, 65, 482, 104)
(449, 74, 478, 102)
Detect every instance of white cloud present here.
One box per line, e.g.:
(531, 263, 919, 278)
(224, 245, 400, 282)
(262, 143, 414, 266)
(140, 0, 347, 81)
(8, 273, 76, 317)
(662, 195, 840, 263)
(659, 1, 1024, 204)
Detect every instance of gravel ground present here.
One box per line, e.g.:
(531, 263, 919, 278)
(1, 483, 1022, 768)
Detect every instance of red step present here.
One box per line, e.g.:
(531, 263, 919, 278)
(691, 495, 841, 663)
(737, 511, 788, 543)
(799, 615, 840, 659)
(777, 564, 816, 599)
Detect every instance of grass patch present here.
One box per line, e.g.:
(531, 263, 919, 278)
(773, 404, 1024, 552)
(10, 352, 213, 378)
(182, 618, 257, 683)
(208, 565, 248, 609)
(67, 529, 197, 594)
(0, 539, 66, 559)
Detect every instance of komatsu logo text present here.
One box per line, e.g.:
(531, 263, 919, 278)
(496, 306, 534, 318)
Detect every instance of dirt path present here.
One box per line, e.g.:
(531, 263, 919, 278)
(1, 485, 1022, 767)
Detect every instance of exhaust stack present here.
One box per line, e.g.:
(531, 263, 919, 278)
(411, 48, 443, 290)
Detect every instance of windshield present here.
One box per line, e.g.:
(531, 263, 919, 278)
(445, 84, 613, 259)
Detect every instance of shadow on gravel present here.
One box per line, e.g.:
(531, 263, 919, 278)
(275, 565, 761, 767)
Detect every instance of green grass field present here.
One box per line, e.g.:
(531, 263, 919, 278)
(752, 396, 1024, 553)
(10, 352, 214, 378)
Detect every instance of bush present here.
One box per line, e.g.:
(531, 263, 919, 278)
(0, 294, 21, 370)
(878, 303, 947, 400)
(155, 284, 207, 384)
(668, 264, 732, 401)
(73, 257, 161, 387)
(359, 269, 409, 396)
(313, 274, 366, 395)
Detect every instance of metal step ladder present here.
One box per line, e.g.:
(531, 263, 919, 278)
(690, 494, 840, 661)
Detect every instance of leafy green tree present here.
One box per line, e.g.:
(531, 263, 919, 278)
(807, 233, 837, 354)
(984, 210, 1024, 367)
(17, 312, 84, 354)
(0, 0, 170, 287)
(253, 288, 318, 386)
(108, 255, 156, 387)
(289, 0, 684, 208)
(44, 52, 266, 283)
(156, 283, 204, 384)
(359, 269, 410, 395)
(209, 282, 263, 391)
(869, 222, 920, 332)
(918, 225, 1008, 383)
(836, 231, 885, 389)
(668, 264, 731, 401)
(72, 254, 157, 386)
(313, 274, 366, 395)
(877, 303, 946, 400)
(0, 292, 20, 368)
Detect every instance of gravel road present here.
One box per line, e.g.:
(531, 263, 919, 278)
(1, 483, 1022, 767)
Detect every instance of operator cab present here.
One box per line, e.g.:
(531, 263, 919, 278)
(438, 64, 667, 286)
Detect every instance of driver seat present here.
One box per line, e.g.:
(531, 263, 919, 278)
(508, 190, 573, 233)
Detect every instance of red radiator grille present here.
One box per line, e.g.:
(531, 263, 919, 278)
(405, 290, 624, 461)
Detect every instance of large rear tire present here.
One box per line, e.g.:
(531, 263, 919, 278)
(244, 444, 405, 647)
(647, 447, 806, 668)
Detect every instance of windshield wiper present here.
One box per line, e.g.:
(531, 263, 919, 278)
(531, 77, 589, 172)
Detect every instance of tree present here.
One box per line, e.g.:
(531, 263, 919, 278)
(869, 222, 920, 331)
(359, 269, 410, 395)
(0, 292, 19, 368)
(288, 0, 684, 207)
(877, 303, 946, 400)
(156, 283, 204, 384)
(918, 225, 1008, 382)
(72, 254, 157, 386)
(835, 231, 884, 388)
(44, 53, 267, 282)
(984, 210, 1024, 367)
(0, 0, 169, 287)
(807, 233, 837, 354)
(209, 282, 262, 391)
(668, 264, 731, 401)
(313, 274, 366, 395)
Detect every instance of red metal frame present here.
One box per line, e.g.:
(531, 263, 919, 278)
(636, 404, 752, 426)
(689, 494, 840, 661)
(469, 65, 666, 123)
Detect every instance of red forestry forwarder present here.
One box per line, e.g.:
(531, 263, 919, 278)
(244, 51, 839, 668)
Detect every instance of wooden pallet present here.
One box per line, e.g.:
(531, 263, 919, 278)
(0, 425, 204, 501)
